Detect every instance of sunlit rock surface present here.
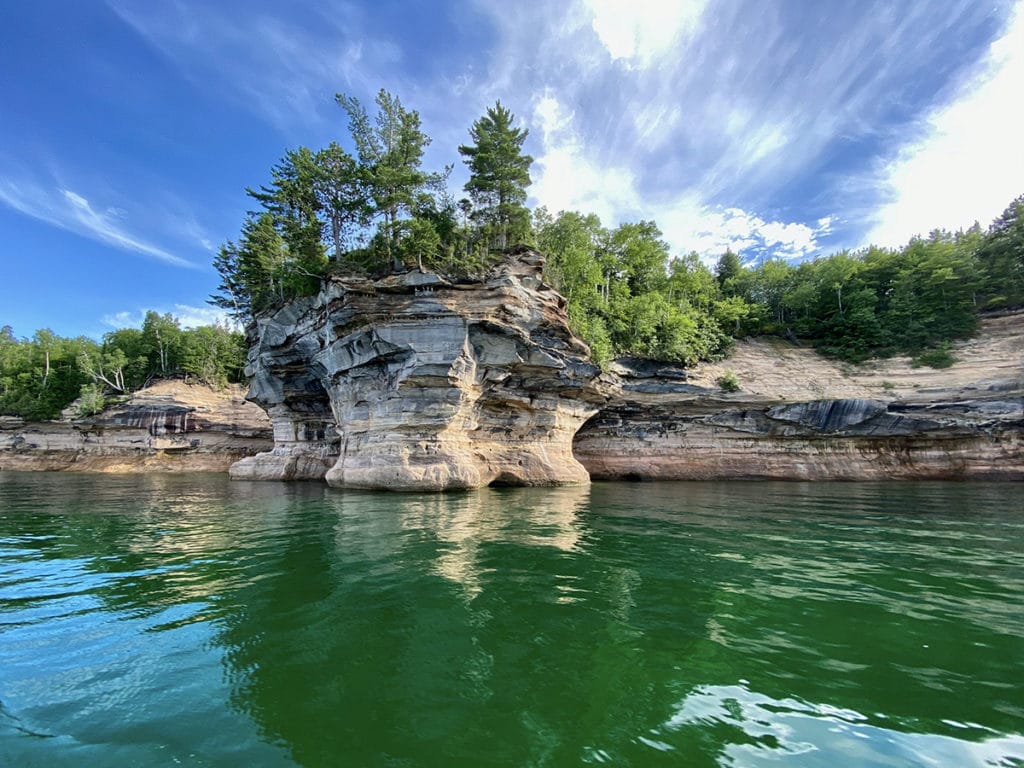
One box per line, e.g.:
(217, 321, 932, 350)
(0, 380, 272, 473)
(232, 250, 605, 490)
(575, 313, 1024, 481)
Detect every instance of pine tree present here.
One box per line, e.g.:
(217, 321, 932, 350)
(336, 89, 434, 271)
(459, 101, 533, 249)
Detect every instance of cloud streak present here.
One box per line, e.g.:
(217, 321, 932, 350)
(865, 2, 1024, 246)
(528, 90, 828, 261)
(0, 177, 198, 268)
(102, 304, 235, 330)
(106, 0, 396, 133)
(472, 0, 1016, 259)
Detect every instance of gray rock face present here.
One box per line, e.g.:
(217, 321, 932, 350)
(231, 260, 1023, 487)
(231, 251, 605, 490)
(575, 386, 1023, 481)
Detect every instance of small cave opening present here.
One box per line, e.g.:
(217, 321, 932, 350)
(488, 472, 524, 488)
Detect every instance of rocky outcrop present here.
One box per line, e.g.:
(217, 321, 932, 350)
(0, 380, 272, 473)
(574, 314, 1024, 481)
(231, 251, 605, 490)
(233, 254, 1021, 487)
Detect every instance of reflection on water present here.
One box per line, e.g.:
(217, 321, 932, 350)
(394, 485, 591, 599)
(0, 472, 1022, 767)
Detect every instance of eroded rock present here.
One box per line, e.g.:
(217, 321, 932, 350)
(232, 251, 605, 490)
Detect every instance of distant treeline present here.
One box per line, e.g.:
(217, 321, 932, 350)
(0, 313, 246, 420)
(208, 87, 1022, 369)
(538, 199, 1023, 366)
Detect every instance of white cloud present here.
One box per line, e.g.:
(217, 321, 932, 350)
(476, 0, 1007, 255)
(102, 304, 236, 330)
(865, 3, 1024, 247)
(586, 0, 707, 66)
(0, 178, 197, 268)
(529, 92, 826, 261)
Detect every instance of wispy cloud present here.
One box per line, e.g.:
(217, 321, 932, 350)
(470, 0, 1013, 258)
(102, 304, 235, 330)
(529, 91, 827, 261)
(106, 0, 397, 133)
(586, 0, 707, 67)
(865, 2, 1024, 246)
(0, 177, 198, 268)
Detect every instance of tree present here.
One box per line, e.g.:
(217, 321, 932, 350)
(336, 89, 435, 271)
(459, 101, 533, 249)
(312, 142, 370, 260)
(977, 194, 1024, 307)
(247, 148, 324, 263)
(715, 249, 743, 292)
(607, 221, 669, 295)
(210, 240, 249, 322)
(141, 312, 183, 377)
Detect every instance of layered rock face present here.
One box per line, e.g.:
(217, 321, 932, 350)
(0, 380, 272, 473)
(231, 251, 605, 490)
(575, 315, 1024, 481)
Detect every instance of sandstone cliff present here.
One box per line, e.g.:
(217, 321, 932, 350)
(574, 312, 1023, 480)
(230, 251, 605, 490)
(0, 380, 272, 473)
(233, 252, 1021, 488)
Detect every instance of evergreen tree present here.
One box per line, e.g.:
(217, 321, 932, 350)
(715, 249, 743, 293)
(977, 194, 1024, 307)
(459, 101, 533, 249)
(336, 89, 435, 271)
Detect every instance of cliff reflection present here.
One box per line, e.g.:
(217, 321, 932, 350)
(4, 473, 1018, 766)
(204, 483, 726, 766)
(394, 485, 591, 599)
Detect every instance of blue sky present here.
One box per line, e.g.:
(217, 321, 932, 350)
(1, 0, 1021, 339)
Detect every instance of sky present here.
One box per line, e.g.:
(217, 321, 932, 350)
(1, 0, 1022, 339)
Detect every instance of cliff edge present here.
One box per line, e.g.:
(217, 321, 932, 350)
(0, 379, 272, 473)
(575, 312, 1023, 480)
(230, 250, 605, 490)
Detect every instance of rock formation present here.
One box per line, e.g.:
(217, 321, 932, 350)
(232, 254, 1021, 488)
(230, 251, 605, 490)
(574, 314, 1024, 481)
(0, 380, 272, 473)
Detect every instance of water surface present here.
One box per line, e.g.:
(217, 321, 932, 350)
(1, 472, 1021, 766)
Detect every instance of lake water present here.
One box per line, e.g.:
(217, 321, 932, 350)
(0, 472, 1021, 767)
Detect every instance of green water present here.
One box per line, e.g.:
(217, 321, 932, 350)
(0, 472, 1021, 767)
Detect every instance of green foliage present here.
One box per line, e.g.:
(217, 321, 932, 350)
(715, 250, 743, 292)
(976, 195, 1024, 309)
(0, 327, 96, 420)
(76, 383, 107, 417)
(912, 345, 957, 369)
(0, 319, 247, 420)
(180, 325, 247, 387)
(717, 370, 741, 392)
(459, 101, 533, 249)
(535, 210, 732, 365)
(718, 220, 1013, 363)
(336, 89, 439, 272)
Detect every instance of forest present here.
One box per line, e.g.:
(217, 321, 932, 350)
(208, 89, 1024, 368)
(0, 314, 245, 420)
(2, 89, 1021, 420)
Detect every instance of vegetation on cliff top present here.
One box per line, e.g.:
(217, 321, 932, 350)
(8, 91, 1019, 421)
(209, 89, 1023, 370)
